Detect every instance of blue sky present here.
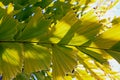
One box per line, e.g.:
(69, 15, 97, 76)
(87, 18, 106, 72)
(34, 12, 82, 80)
(103, 1, 120, 18)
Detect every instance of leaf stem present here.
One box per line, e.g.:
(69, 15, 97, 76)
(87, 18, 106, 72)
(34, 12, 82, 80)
(0, 40, 113, 51)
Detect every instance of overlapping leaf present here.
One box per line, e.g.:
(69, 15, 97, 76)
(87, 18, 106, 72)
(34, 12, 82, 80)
(76, 50, 117, 80)
(76, 47, 107, 64)
(50, 10, 78, 44)
(88, 17, 120, 63)
(0, 0, 120, 80)
(58, 9, 101, 46)
(0, 43, 22, 80)
(0, 15, 17, 40)
(52, 45, 77, 80)
(17, 8, 51, 41)
(23, 43, 51, 73)
(90, 20, 120, 49)
(32, 71, 52, 80)
(13, 73, 29, 80)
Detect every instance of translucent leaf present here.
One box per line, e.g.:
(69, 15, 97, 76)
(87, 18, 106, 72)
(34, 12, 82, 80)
(75, 67, 96, 80)
(7, 3, 14, 14)
(76, 55, 105, 80)
(0, 2, 5, 9)
(0, 43, 22, 80)
(58, 10, 101, 45)
(76, 47, 107, 64)
(90, 19, 120, 49)
(23, 43, 51, 73)
(52, 45, 77, 80)
(107, 0, 119, 10)
(50, 10, 78, 43)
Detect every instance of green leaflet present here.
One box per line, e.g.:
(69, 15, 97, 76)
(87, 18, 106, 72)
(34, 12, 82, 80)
(33, 71, 47, 80)
(15, 5, 36, 21)
(112, 17, 120, 25)
(58, 9, 101, 45)
(110, 42, 120, 52)
(106, 50, 120, 64)
(32, 71, 52, 80)
(13, 73, 29, 80)
(0, 0, 120, 80)
(84, 15, 120, 68)
(77, 0, 96, 15)
(50, 10, 78, 43)
(0, 15, 17, 40)
(0, 8, 5, 19)
(75, 67, 96, 80)
(52, 45, 77, 80)
(34, 0, 53, 8)
(0, 0, 38, 6)
(90, 18, 120, 49)
(106, 17, 120, 52)
(76, 47, 107, 64)
(0, 43, 22, 80)
(23, 43, 51, 74)
(17, 8, 51, 41)
(46, 0, 71, 20)
(76, 49, 115, 80)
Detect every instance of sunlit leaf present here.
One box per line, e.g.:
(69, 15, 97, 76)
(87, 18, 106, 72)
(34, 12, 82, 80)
(23, 43, 51, 73)
(90, 19, 120, 49)
(76, 47, 107, 64)
(52, 45, 77, 80)
(50, 10, 78, 44)
(7, 3, 14, 14)
(0, 0, 120, 80)
(75, 67, 96, 80)
(0, 2, 5, 9)
(0, 43, 22, 80)
(59, 10, 101, 45)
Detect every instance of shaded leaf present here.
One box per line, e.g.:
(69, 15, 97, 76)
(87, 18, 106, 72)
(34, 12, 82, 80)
(110, 42, 120, 52)
(106, 50, 120, 64)
(13, 73, 29, 80)
(34, 0, 53, 8)
(33, 71, 52, 80)
(17, 8, 51, 40)
(0, 15, 17, 40)
(15, 5, 35, 21)
(76, 47, 107, 64)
